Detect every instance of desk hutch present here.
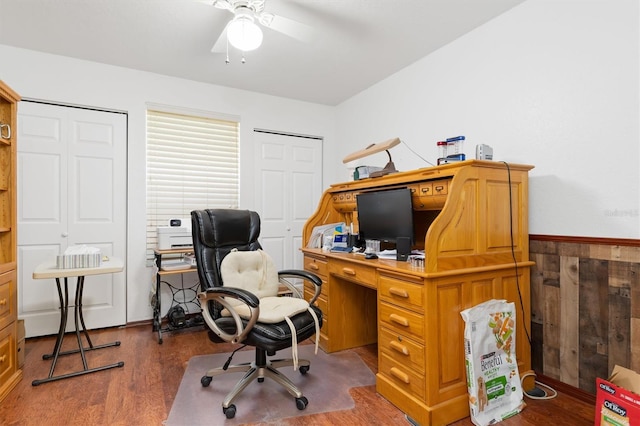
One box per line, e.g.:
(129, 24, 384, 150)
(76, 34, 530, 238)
(301, 160, 534, 425)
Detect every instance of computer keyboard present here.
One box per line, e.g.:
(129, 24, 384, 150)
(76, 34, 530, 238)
(330, 246, 352, 253)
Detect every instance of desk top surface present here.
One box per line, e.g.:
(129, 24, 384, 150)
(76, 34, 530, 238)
(33, 257, 124, 279)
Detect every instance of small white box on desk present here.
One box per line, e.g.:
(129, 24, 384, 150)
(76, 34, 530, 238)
(157, 226, 193, 250)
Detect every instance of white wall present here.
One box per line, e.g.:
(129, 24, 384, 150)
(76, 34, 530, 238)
(335, 0, 639, 239)
(0, 45, 335, 322)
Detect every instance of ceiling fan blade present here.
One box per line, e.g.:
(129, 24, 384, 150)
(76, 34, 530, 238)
(211, 0, 234, 11)
(195, 0, 233, 10)
(262, 13, 316, 44)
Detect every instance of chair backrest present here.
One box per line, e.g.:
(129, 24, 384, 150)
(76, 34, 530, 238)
(191, 209, 262, 293)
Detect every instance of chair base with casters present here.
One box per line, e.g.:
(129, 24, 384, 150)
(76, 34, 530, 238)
(200, 347, 310, 419)
(197, 300, 322, 419)
(190, 208, 324, 420)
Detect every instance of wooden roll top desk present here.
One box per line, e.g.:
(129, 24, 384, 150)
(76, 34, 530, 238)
(301, 160, 534, 426)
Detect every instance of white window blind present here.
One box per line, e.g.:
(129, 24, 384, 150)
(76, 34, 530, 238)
(146, 109, 239, 259)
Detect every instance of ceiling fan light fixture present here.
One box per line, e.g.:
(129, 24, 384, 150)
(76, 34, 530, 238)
(227, 15, 263, 51)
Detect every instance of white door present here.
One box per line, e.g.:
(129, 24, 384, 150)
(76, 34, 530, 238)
(254, 130, 322, 272)
(17, 101, 127, 338)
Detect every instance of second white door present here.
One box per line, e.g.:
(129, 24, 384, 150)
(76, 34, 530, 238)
(254, 130, 322, 272)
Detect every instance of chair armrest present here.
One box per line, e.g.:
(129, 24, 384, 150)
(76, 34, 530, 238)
(198, 287, 260, 344)
(278, 269, 322, 305)
(204, 286, 260, 307)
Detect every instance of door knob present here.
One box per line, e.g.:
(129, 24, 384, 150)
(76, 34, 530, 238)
(61, 232, 69, 237)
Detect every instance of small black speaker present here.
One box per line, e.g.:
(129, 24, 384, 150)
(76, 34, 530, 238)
(396, 237, 411, 262)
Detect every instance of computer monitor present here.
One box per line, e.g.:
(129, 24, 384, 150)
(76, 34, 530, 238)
(355, 187, 414, 245)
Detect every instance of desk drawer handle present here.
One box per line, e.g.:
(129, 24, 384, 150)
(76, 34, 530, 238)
(342, 267, 356, 276)
(388, 287, 408, 298)
(390, 367, 410, 384)
(0, 124, 10, 140)
(390, 340, 409, 355)
(0, 298, 6, 306)
(389, 313, 409, 327)
(435, 185, 444, 192)
(308, 264, 319, 271)
(0, 355, 6, 363)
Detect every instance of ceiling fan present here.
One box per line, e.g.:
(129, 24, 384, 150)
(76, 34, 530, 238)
(205, 0, 315, 54)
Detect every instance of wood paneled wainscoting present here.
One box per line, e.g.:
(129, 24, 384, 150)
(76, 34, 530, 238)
(529, 235, 640, 395)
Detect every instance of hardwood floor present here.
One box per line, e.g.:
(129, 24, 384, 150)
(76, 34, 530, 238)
(1, 324, 595, 425)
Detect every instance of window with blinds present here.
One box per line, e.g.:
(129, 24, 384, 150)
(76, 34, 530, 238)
(146, 108, 239, 259)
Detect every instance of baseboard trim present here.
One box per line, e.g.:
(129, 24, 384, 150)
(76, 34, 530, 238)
(530, 234, 640, 247)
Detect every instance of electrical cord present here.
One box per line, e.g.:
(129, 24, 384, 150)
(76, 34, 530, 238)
(502, 161, 532, 346)
(521, 371, 558, 400)
(503, 161, 558, 400)
(401, 139, 436, 166)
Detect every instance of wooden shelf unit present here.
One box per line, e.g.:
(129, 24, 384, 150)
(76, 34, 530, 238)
(0, 80, 22, 402)
(302, 160, 534, 425)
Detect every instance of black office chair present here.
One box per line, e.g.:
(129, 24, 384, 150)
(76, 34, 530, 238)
(190, 209, 323, 419)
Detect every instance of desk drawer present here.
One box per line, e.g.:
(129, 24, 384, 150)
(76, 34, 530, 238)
(379, 352, 425, 399)
(304, 256, 328, 278)
(411, 179, 451, 210)
(304, 279, 328, 297)
(379, 275, 424, 313)
(0, 323, 16, 386)
(0, 271, 15, 330)
(379, 326, 425, 374)
(379, 302, 424, 341)
(305, 288, 328, 314)
(329, 260, 376, 289)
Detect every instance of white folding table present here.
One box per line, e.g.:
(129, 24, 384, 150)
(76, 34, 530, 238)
(31, 258, 125, 385)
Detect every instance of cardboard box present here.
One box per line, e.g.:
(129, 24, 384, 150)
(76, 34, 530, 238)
(596, 365, 640, 426)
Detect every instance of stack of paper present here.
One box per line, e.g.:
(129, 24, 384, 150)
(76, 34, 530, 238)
(306, 222, 347, 249)
(56, 245, 102, 269)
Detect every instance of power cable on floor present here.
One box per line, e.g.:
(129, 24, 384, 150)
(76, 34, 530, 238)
(521, 371, 558, 400)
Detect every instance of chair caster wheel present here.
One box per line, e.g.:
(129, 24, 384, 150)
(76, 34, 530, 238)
(295, 396, 308, 410)
(223, 404, 236, 419)
(201, 376, 212, 387)
(299, 365, 310, 375)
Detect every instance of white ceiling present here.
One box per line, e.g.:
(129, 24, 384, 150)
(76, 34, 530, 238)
(0, 0, 526, 106)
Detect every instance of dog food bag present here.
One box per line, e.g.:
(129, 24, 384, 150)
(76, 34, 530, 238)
(460, 299, 525, 426)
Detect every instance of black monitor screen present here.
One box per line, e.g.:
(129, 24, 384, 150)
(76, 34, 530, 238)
(356, 188, 414, 244)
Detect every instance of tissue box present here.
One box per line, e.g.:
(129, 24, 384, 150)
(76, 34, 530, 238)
(595, 365, 640, 426)
(56, 245, 102, 268)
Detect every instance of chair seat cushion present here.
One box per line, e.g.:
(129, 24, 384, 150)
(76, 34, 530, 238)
(211, 305, 323, 353)
(232, 296, 310, 324)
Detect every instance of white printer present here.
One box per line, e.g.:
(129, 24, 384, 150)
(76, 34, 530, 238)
(157, 219, 192, 250)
